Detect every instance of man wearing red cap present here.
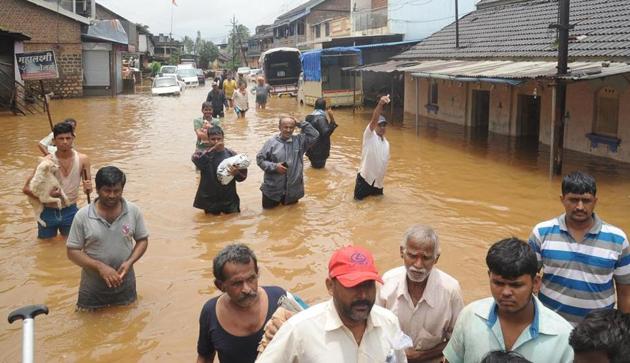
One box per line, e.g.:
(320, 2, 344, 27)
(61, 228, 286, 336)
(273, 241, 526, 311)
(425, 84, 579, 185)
(257, 245, 408, 362)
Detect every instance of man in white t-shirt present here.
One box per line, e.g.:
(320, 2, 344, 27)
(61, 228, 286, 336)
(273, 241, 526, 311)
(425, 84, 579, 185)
(354, 95, 390, 200)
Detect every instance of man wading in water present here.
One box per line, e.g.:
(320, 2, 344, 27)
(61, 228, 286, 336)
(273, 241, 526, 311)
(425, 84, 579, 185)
(354, 95, 391, 200)
(66, 166, 149, 310)
(23, 121, 92, 240)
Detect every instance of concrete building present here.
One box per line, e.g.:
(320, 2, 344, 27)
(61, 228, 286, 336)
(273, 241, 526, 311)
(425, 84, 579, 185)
(152, 33, 183, 64)
(137, 25, 155, 69)
(271, 0, 351, 50)
(0, 0, 95, 98)
(383, 0, 630, 163)
(247, 24, 273, 68)
(79, 3, 137, 96)
(351, 0, 475, 41)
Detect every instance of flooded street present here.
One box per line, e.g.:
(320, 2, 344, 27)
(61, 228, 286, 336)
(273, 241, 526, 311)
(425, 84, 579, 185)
(1, 85, 629, 362)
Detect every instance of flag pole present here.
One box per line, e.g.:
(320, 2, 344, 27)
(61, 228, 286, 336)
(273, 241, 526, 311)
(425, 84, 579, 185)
(170, 2, 174, 40)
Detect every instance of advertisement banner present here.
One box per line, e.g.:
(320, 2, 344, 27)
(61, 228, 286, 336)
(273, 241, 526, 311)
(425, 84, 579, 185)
(16, 50, 59, 80)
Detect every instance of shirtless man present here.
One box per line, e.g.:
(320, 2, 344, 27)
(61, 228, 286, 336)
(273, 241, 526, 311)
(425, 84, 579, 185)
(23, 121, 91, 240)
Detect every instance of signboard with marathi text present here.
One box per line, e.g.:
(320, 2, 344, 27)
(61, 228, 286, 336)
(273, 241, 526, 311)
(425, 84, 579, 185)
(16, 50, 59, 80)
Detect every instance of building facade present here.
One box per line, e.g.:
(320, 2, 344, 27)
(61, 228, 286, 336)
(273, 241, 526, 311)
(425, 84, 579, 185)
(0, 0, 94, 98)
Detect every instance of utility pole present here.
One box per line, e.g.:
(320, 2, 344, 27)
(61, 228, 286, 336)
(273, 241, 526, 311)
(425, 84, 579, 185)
(231, 15, 237, 71)
(455, 0, 459, 48)
(549, 0, 571, 176)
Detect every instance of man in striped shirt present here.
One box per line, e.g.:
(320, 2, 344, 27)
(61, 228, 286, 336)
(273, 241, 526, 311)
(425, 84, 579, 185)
(528, 171, 630, 325)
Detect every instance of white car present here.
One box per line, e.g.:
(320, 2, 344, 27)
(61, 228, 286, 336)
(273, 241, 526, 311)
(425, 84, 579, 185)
(159, 65, 177, 76)
(176, 67, 199, 87)
(152, 76, 182, 96)
(237, 66, 251, 78)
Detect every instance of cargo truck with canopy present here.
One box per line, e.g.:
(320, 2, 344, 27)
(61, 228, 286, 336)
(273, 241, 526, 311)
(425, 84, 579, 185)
(297, 47, 363, 107)
(259, 47, 302, 97)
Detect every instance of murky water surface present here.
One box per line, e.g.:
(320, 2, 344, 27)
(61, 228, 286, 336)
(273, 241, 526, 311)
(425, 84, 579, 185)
(1, 85, 629, 361)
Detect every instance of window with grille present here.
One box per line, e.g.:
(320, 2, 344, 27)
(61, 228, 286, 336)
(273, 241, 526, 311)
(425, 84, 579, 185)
(594, 87, 619, 137)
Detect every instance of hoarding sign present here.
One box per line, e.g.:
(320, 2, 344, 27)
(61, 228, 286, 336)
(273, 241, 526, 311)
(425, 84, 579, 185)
(16, 50, 59, 80)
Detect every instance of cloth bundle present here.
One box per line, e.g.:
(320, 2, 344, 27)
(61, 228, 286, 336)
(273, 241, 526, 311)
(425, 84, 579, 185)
(217, 154, 250, 185)
(257, 292, 307, 355)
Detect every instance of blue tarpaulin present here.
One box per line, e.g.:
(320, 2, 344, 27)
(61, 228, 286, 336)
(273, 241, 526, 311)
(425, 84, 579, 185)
(301, 47, 362, 81)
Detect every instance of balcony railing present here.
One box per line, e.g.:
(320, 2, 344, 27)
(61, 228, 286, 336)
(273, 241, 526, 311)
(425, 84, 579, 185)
(41, 0, 93, 17)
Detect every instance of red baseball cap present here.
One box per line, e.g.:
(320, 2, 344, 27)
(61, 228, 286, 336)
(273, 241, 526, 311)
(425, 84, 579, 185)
(328, 246, 383, 288)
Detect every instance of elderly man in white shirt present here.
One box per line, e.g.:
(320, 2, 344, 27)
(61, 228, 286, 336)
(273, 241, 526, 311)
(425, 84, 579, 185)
(376, 225, 464, 363)
(256, 245, 408, 363)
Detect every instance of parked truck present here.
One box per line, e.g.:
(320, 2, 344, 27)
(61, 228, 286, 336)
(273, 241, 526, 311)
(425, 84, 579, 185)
(297, 47, 363, 107)
(259, 47, 301, 97)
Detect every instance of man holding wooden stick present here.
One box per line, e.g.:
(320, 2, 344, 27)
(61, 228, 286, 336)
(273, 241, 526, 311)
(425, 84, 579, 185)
(23, 121, 92, 240)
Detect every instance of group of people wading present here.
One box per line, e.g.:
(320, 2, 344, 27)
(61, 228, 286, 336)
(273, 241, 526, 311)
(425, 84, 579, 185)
(20, 87, 630, 363)
(192, 92, 393, 213)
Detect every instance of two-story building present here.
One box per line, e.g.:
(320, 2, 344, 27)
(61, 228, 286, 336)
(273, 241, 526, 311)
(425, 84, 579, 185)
(271, 0, 351, 50)
(152, 33, 183, 64)
(247, 25, 273, 68)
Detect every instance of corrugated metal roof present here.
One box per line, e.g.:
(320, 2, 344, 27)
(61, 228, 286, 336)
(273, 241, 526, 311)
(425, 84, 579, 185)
(406, 60, 630, 81)
(354, 40, 422, 50)
(395, 0, 630, 61)
(350, 60, 421, 73)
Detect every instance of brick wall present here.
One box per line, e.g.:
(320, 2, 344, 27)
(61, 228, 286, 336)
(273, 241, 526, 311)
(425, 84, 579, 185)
(0, 0, 83, 97)
(372, 0, 387, 9)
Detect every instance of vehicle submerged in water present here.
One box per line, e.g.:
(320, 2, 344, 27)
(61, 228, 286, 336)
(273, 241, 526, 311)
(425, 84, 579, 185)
(298, 47, 363, 107)
(259, 47, 301, 97)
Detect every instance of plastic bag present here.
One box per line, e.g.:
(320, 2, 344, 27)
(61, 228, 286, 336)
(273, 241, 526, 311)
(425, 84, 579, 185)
(216, 154, 250, 185)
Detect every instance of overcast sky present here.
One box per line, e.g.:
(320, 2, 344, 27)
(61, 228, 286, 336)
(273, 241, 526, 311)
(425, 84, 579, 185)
(97, 0, 478, 43)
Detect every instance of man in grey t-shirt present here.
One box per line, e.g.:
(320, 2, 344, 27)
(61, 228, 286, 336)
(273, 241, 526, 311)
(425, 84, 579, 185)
(67, 166, 149, 310)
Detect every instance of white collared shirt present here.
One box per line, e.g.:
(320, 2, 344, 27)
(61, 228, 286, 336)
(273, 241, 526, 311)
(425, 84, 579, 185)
(376, 267, 463, 361)
(256, 299, 407, 363)
(358, 124, 389, 188)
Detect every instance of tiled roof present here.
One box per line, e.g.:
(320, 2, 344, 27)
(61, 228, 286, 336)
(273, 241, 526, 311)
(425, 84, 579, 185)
(395, 0, 630, 60)
(276, 0, 323, 21)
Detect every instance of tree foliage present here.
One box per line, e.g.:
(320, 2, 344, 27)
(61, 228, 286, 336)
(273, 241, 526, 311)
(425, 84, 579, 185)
(198, 40, 219, 70)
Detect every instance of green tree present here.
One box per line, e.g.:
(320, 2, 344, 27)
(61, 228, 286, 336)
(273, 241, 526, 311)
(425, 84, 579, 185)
(198, 40, 219, 69)
(149, 61, 161, 76)
(170, 49, 181, 65)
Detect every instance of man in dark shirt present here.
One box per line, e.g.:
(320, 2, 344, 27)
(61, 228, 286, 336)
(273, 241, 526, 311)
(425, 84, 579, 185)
(191, 126, 247, 214)
(305, 97, 338, 169)
(196, 244, 286, 363)
(205, 82, 228, 118)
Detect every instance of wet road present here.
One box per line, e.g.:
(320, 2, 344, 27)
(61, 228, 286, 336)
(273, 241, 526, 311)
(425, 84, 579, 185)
(1, 84, 629, 361)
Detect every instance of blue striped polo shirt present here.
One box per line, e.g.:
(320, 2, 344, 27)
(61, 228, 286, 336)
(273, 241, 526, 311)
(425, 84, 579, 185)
(528, 213, 630, 325)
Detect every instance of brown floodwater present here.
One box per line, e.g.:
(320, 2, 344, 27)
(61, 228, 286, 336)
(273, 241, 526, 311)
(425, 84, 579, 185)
(1, 84, 629, 362)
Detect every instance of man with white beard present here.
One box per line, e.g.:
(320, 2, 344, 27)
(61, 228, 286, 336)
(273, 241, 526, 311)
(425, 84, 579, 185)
(376, 225, 464, 363)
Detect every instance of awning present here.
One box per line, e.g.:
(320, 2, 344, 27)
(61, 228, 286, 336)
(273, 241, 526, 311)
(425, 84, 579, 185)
(407, 60, 630, 83)
(83, 19, 128, 45)
(349, 59, 421, 73)
(354, 40, 422, 50)
(0, 29, 31, 41)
